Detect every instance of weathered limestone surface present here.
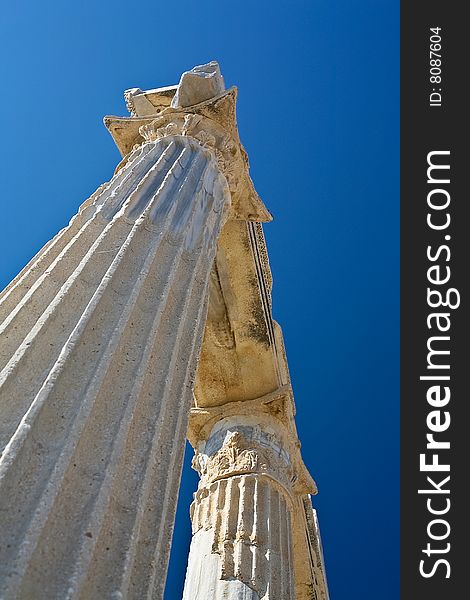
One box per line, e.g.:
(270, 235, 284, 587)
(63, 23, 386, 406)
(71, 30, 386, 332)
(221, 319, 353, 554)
(182, 418, 297, 600)
(171, 61, 225, 108)
(0, 63, 243, 600)
(178, 62, 330, 597)
(0, 133, 229, 599)
(0, 61, 329, 600)
(185, 391, 329, 600)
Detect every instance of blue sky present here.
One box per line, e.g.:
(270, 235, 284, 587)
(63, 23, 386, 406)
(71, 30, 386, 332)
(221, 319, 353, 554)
(0, 1, 399, 598)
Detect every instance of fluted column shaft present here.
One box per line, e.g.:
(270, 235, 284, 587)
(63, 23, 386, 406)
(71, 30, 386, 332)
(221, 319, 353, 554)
(0, 135, 230, 599)
(182, 419, 296, 600)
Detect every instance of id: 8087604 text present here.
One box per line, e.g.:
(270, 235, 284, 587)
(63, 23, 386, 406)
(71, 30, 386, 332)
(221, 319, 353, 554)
(429, 27, 443, 108)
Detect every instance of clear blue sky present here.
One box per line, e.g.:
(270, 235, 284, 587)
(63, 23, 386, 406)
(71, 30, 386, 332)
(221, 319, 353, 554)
(0, 1, 399, 598)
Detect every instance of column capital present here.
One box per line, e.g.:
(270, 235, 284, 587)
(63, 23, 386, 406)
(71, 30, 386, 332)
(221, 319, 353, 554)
(104, 69, 271, 222)
(195, 427, 292, 495)
(189, 388, 317, 497)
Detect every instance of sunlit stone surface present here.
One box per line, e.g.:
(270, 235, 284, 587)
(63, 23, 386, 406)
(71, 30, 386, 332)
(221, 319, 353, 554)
(0, 62, 329, 600)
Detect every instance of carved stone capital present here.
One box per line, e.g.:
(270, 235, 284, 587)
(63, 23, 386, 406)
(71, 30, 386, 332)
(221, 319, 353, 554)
(138, 111, 240, 198)
(189, 393, 317, 497)
(104, 87, 271, 222)
(186, 421, 320, 599)
(192, 428, 295, 496)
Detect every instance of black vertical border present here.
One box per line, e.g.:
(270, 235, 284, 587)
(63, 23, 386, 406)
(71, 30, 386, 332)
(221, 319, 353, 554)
(401, 3, 467, 598)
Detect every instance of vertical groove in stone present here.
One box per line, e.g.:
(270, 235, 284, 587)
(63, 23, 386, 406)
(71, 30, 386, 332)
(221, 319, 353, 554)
(284, 496, 295, 598)
(251, 476, 263, 593)
(208, 479, 220, 533)
(0, 135, 229, 600)
(191, 489, 201, 534)
(0, 140, 185, 454)
(222, 477, 239, 578)
(236, 474, 255, 587)
(213, 478, 227, 550)
(279, 495, 294, 598)
(0, 143, 192, 556)
(70, 156, 211, 598)
(183, 472, 296, 600)
(149, 276, 216, 600)
(0, 139, 178, 346)
(0, 141, 156, 320)
(127, 227, 220, 600)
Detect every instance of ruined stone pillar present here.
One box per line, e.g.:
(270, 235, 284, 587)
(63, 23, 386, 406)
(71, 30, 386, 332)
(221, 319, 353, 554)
(181, 199, 330, 598)
(0, 62, 270, 600)
(183, 384, 330, 600)
(182, 417, 299, 600)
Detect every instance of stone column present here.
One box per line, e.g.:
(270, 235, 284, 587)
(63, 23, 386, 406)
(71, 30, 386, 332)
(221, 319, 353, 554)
(0, 62, 271, 600)
(182, 408, 316, 600)
(180, 181, 329, 598)
(0, 132, 228, 600)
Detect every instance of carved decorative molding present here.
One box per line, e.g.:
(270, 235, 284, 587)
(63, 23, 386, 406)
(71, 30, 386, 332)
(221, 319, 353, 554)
(104, 88, 272, 222)
(192, 429, 294, 494)
(123, 87, 141, 117)
(139, 112, 240, 198)
(253, 221, 273, 293)
(189, 392, 317, 497)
